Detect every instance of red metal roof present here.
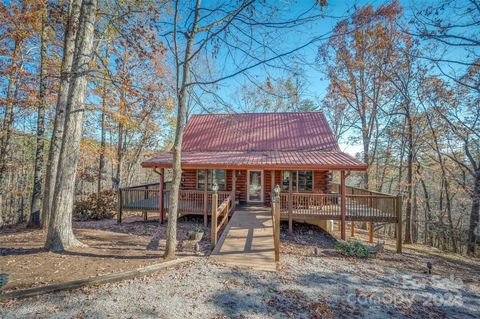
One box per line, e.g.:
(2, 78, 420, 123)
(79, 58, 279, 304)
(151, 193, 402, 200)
(142, 112, 367, 170)
(142, 150, 368, 170)
(182, 112, 340, 151)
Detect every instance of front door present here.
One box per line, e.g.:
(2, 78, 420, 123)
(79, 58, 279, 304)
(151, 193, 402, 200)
(247, 170, 263, 203)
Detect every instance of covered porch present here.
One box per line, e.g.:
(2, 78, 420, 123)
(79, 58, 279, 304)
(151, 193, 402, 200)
(117, 173, 403, 253)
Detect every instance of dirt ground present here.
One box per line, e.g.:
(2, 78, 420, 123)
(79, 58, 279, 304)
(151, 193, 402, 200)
(285, 221, 480, 285)
(1, 221, 479, 319)
(0, 214, 209, 292)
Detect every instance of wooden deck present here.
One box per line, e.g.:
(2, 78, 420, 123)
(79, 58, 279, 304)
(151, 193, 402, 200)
(210, 206, 276, 271)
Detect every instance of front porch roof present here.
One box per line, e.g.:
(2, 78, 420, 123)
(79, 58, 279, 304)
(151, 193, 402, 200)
(141, 150, 367, 170)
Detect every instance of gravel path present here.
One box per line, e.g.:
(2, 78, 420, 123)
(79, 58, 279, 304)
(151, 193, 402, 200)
(1, 253, 479, 319)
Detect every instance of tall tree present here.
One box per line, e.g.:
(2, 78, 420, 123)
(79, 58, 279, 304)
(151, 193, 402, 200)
(29, 1, 48, 227)
(42, 0, 82, 228)
(319, 1, 402, 189)
(413, 0, 480, 254)
(162, 0, 327, 257)
(45, 0, 98, 251)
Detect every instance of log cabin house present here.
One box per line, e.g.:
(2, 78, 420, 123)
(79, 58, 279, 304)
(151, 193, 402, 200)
(119, 112, 402, 251)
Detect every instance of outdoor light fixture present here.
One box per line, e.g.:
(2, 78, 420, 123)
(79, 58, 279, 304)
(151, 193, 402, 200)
(212, 183, 219, 192)
(427, 261, 432, 274)
(274, 184, 281, 197)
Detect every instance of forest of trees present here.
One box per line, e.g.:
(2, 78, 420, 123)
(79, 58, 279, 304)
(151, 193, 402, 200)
(0, 1, 478, 255)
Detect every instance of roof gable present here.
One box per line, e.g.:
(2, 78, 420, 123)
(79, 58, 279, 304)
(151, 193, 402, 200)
(182, 112, 339, 152)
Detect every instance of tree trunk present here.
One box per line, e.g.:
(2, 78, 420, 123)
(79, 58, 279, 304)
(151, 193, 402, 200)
(97, 49, 109, 193)
(467, 168, 480, 255)
(0, 39, 21, 190)
(419, 173, 433, 245)
(412, 182, 418, 243)
(443, 177, 457, 252)
(29, 5, 48, 227)
(115, 89, 125, 185)
(45, 0, 97, 251)
(165, 0, 201, 258)
(403, 113, 413, 244)
(42, 0, 82, 228)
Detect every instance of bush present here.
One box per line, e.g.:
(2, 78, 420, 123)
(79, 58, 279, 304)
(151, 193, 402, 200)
(191, 225, 208, 233)
(73, 189, 117, 221)
(335, 240, 370, 258)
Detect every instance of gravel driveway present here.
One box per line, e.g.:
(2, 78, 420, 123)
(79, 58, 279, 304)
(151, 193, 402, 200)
(1, 253, 479, 319)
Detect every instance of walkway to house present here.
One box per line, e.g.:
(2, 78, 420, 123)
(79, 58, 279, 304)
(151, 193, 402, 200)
(210, 206, 277, 272)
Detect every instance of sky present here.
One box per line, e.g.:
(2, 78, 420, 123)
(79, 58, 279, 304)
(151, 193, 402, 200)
(192, 0, 475, 156)
(190, 0, 398, 156)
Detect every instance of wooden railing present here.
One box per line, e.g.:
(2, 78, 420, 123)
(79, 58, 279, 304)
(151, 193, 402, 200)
(331, 183, 398, 222)
(278, 190, 398, 222)
(118, 185, 235, 225)
(211, 193, 233, 249)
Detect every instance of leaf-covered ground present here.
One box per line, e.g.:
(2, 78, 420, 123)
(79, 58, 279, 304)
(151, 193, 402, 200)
(0, 214, 209, 292)
(1, 220, 479, 318)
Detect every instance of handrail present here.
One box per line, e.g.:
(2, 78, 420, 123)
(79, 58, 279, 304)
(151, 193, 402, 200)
(216, 195, 231, 231)
(120, 182, 160, 190)
(278, 191, 397, 221)
(331, 183, 396, 198)
(211, 194, 232, 249)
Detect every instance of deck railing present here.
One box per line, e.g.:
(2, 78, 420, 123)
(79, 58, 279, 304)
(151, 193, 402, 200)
(279, 188, 398, 223)
(211, 194, 233, 249)
(118, 184, 234, 224)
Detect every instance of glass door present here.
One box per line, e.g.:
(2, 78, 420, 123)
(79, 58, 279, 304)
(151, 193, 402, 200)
(247, 170, 263, 203)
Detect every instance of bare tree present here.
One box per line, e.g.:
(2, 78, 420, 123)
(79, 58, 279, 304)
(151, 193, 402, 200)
(160, 0, 329, 257)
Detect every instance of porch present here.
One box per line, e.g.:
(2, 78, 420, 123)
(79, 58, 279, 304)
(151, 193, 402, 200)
(117, 181, 402, 253)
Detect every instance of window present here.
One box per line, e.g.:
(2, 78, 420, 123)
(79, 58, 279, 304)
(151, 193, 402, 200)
(197, 169, 226, 190)
(282, 170, 313, 192)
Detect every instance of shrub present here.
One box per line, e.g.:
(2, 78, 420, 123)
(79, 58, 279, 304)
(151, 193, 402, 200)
(191, 225, 208, 233)
(335, 240, 370, 258)
(73, 189, 117, 221)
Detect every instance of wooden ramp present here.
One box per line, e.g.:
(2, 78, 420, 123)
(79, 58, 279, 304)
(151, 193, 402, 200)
(210, 206, 277, 271)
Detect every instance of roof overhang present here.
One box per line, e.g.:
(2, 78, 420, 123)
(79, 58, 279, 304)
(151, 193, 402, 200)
(141, 150, 368, 171)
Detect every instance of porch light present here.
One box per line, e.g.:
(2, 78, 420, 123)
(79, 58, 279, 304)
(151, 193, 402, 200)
(212, 183, 219, 193)
(274, 184, 281, 198)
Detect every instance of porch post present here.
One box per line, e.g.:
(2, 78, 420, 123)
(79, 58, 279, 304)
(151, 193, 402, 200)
(211, 187, 218, 249)
(232, 169, 236, 211)
(340, 170, 346, 240)
(288, 170, 293, 235)
(203, 170, 208, 227)
(350, 221, 355, 237)
(271, 170, 275, 203)
(159, 168, 164, 224)
(368, 222, 374, 243)
(143, 185, 149, 221)
(273, 185, 280, 262)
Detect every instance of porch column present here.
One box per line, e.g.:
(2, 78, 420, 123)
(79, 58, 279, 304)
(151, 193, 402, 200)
(288, 170, 293, 235)
(340, 170, 346, 240)
(159, 168, 164, 224)
(232, 169, 236, 211)
(203, 170, 208, 227)
(368, 222, 374, 243)
(271, 170, 275, 204)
